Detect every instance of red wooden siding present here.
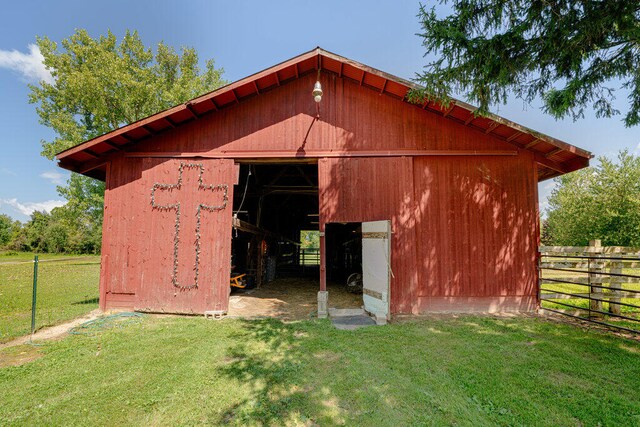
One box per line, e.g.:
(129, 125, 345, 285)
(318, 157, 418, 314)
(128, 73, 520, 157)
(100, 157, 235, 313)
(318, 154, 538, 314)
(413, 155, 538, 312)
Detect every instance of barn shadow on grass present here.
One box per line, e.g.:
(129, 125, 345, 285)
(216, 319, 345, 425)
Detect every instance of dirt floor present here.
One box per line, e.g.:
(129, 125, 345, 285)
(227, 277, 362, 320)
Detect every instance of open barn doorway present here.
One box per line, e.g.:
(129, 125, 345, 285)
(226, 162, 359, 319)
(325, 221, 392, 323)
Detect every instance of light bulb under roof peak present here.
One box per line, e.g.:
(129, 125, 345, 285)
(312, 81, 323, 103)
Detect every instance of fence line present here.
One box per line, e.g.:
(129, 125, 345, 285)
(539, 240, 640, 334)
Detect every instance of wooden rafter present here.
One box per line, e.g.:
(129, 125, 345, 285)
(534, 153, 569, 174)
(485, 121, 500, 134)
(120, 133, 135, 143)
(506, 131, 523, 142)
(380, 79, 387, 94)
(84, 149, 100, 159)
(464, 114, 476, 125)
(295, 165, 315, 187)
(103, 141, 121, 150)
(142, 125, 155, 135)
(230, 89, 239, 103)
(545, 147, 564, 158)
(524, 139, 541, 149)
(442, 103, 455, 118)
(78, 158, 108, 175)
(185, 103, 199, 118)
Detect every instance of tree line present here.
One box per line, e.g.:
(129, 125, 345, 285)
(543, 150, 640, 247)
(0, 174, 104, 253)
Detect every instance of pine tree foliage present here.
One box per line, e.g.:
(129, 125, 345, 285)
(414, 1, 640, 126)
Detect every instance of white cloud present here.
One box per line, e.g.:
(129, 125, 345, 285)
(40, 171, 66, 185)
(0, 167, 17, 176)
(635, 142, 640, 155)
(0, 44, 54, 84)
(0, 198, 65, 216)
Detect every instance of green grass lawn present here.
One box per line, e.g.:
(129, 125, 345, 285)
(0, 252, 100, 343)
(1, 315, 639, 426)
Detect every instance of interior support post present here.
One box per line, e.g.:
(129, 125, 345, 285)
(318, 220, 328, 318)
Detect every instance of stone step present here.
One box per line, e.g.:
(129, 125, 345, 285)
(329, 307, 365, 317)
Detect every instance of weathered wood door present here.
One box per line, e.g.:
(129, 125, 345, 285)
(362, 220, 391, 321)
(134, 158, 235, 314)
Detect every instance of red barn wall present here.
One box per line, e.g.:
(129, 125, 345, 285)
(318, 154, 538, 314)
(412, 154, 538, 312)
(100, 70, 539, 314)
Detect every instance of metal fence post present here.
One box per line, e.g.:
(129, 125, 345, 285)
(31, 254, 39, 335)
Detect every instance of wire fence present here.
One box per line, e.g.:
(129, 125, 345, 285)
(539, 241, 640, 334)
(0, 253, 101, 343)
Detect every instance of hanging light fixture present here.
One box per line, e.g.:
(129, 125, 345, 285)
(312, 80, 323, 103)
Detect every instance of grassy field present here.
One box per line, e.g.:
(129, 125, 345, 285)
(0, 252, 100, 343)
(1, 315, 639, 425)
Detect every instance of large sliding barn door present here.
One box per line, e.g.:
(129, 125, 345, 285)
(135, 158, 235, 314)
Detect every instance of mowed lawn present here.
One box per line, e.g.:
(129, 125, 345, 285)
(0, 252, 100, 343)
(1, 315, 639, 426)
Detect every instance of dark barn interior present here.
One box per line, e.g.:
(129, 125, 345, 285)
(325, 222, 362, 287)
(230, 163, 320, 287)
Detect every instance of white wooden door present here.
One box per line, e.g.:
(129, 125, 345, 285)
(362, 220, 391, 322)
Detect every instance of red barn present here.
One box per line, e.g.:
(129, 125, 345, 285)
(56, 48, 591, 319)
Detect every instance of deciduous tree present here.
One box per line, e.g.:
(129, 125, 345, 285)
(28, 29, 226, 252)
(545, 150, 640, 246)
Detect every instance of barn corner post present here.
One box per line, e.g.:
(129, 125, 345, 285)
(534, 165, 541, 311)
(98, 161, 111, 312)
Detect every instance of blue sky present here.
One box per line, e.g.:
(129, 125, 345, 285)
(0, 0, 637, 221)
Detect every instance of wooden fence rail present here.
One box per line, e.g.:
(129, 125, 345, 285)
(539, 240, 640, 333)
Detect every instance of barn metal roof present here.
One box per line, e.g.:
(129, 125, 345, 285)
(56, 47, 592, 181)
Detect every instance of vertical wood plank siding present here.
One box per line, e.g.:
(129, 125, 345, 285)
(412, 155, 538, 312)
(101, 157, 235, 313)
(100, 71, 538, 314)
(318, 157, 418, 313)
